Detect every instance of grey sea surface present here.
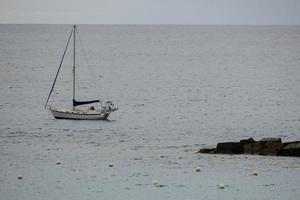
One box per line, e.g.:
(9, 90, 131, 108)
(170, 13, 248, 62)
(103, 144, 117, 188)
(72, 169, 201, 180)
(0, 24, 300, 200)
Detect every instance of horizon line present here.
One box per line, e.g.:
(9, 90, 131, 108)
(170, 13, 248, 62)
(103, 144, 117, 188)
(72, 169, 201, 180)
(1, 23, 300, 26)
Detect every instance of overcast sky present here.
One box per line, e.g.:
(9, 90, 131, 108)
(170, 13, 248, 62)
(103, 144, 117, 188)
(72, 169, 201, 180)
(1, 0, 300, 24)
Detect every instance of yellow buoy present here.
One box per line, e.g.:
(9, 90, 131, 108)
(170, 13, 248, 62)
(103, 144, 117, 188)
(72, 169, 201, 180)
(17, 175, 23, 180)
(153, 180, 158, 187)
(56, 161, 61, 165)
(108, 162, 114, 167)
(218, 183, 225, 189)
(252, 170, 258, 176)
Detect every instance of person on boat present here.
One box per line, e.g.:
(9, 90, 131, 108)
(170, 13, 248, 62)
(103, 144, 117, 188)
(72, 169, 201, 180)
(90, 106, 95, 111)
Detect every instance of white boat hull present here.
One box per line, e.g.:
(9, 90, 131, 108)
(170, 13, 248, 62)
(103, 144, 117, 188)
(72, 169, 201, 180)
(50, 109, 109, 120)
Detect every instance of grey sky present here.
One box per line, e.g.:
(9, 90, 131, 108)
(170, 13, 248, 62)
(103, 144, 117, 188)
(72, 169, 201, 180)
(1, 0, 300, 24)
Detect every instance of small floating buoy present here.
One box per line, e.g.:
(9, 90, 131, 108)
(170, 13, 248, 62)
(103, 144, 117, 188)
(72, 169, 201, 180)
(108, 162, 114, 167)
(218, 183, 225, 189)
(17, 175, 23, 180)
(195, 166, 201, 172)
(56, 161, 61, 165)
(252, 170, 258, 176)
(153, 180, 158, 187)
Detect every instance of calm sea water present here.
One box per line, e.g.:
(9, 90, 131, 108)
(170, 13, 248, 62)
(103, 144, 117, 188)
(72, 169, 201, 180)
(0, 25, 300, 199)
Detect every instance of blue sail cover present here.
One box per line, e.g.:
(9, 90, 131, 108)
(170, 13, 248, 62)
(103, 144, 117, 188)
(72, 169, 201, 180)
(73, 99, 99, 107)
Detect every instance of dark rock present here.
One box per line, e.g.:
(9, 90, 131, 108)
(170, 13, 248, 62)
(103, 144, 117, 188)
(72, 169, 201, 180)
(215, 142, 242, 154)
(281, 141, 300, 148)
(243, 139, 282, 156)
(243, 142, 262, 155)
(240, 138, 256, 153)
(198, 138, 300, 157)
(260, 138, 282, 142)
(260, 140, 282, 155)
(277, 141, 300, 157)
(198, 148, 216, 153)
(240, 138, 255, 145)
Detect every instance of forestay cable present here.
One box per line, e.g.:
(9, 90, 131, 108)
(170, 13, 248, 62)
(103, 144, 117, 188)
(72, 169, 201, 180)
(44, 28, 74, 108)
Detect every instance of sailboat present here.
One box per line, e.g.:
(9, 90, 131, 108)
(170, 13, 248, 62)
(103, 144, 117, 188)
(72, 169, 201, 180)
(45, 25, 118, 120)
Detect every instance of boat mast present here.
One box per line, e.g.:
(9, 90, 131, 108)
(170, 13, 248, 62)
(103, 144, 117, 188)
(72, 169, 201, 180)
(73, 25, 76, 108)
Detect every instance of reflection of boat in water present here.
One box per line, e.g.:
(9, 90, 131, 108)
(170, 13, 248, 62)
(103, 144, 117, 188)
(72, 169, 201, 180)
(45, 25, 118, 120)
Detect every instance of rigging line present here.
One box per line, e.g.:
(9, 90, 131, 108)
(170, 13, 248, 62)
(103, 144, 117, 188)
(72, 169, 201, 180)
(75, 29, 92, 69)
(76, 28, 102, 104)
(44, 28, 74, 109)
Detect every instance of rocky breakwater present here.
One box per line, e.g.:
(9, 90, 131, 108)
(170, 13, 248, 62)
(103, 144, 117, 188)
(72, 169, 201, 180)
(199, 138, 300, 157)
